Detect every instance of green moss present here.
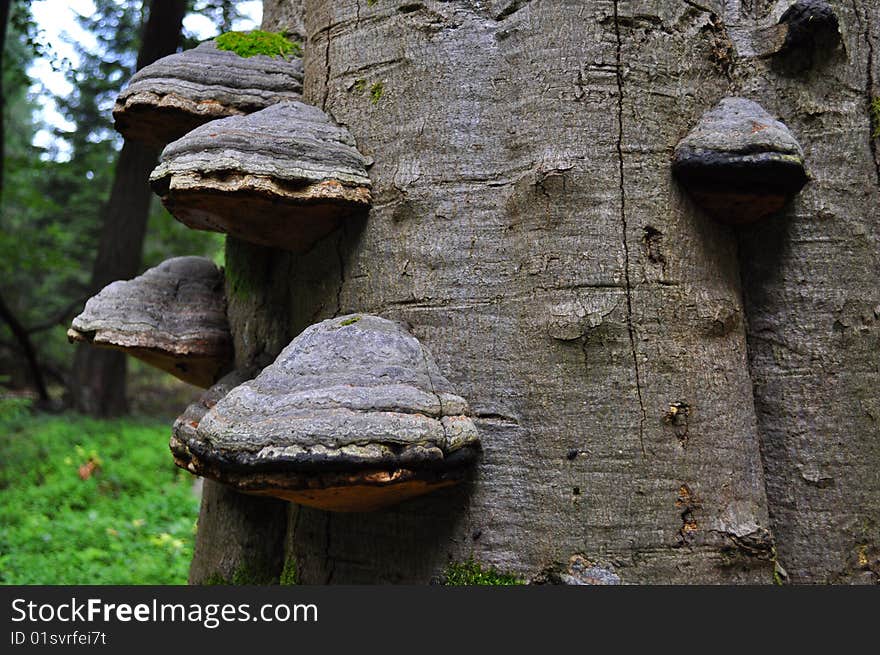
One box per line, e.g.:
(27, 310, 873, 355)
(442, 560, 524, 586)
(280, 557, 298, 585)
(224, 241, 256, 300)
(230, 561, 279, 585)
(201, 561, 280, 586)
(871, 97, 880, 138)
(352, 78, 367, 94)
(369, 81, 384, 105)
(339, 316, 361, 326)
(772, 567, 785, 586)
(215, 30, 301, 59)
(202, 572, 228, 585)
(367, 0, 377, 6)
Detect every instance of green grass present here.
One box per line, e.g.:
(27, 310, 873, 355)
(0, 398, 199, 584)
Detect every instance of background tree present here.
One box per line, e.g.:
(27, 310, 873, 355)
(0, 0, 59, 402)
(70, 0, 187, 416)
(0, 0, 231, 412)
(188, 0, 879, 584)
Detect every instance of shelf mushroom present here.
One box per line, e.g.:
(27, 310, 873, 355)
(171, 314, 481, 512)
(171, 366, 259, 468)
(150, 101, 372, 253)
(777, 1, 840, 55)
(672, 97, 807, 224)
(68, 256, 233, 388)
(113, 38, 303, 148)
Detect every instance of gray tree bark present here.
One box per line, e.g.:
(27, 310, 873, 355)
(189, 0, 879, 584)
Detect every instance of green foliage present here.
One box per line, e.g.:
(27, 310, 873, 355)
(441, 560, 523, 586)
(57, 0, 143, 153)
(191, 0, 243, 36)
(215, 30, 301, 59)
(143, 198, 225, 270)
(0, 1, 233, 400)
(0, 396, 32, 423)
(352, 78, 367, 93)
(871, 97, 880, 138)
(370, 81, 385, 105)
(339, 316, 361, 326)
(0, 411, 200, 584)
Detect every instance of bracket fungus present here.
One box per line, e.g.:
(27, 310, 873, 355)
(171, 314, 480, 512)
(150, 102, 372, 253)
(777, 1, 840, 55)
(113, 38, 304, 148)
(67, 256, 233, 388)
(171, 366, 258, 468)
(672, 97, 807, 224)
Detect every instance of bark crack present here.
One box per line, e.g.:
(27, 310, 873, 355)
(613, 0, 647, 457)
(851, 1, 879, 186)
(321, 17, 332, 111)
(332, 226, 346, 317)
(865, 13, 879, 186)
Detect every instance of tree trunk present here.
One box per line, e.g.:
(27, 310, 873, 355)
(736, 2, 880, 583)
(0, 3, 50, 403)
(189, 0, 879, 584)
(71, 0, 187, 417)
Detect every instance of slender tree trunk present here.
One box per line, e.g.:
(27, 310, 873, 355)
(71, 0, 186, 417)
(189, 0, 880, 584)
(0, 2, 49, 402)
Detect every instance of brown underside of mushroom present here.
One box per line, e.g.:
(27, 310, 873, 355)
(67, 328, 230, 388)
(688, 190, 789, 224)
(113, 93, 243, 149)
(157, 173, 371, 253)
(174, 453, 465, 511)
(249, 477, 461, 512)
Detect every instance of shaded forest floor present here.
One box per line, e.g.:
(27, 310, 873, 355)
(0, 397, 199, 584)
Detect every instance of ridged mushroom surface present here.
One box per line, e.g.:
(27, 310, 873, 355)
(172, 314, 480, 512)
(150, 101, 372, 253)
(114, 40, 303, 148)
(68, 256, 233, 388)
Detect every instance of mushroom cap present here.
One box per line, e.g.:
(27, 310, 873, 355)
(172, 314, 480, 512)
(672, 97, 807, 223)
(171, 366, 259, 466)
(150, 101, 372, 253)
(114, 40, 304, 148)
(68, 256, 233, 388)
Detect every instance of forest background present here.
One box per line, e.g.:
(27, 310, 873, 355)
(0, 0, 261, 584)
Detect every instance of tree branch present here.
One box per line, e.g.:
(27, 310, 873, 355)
(0, 290, 49, 400)
(25, 295, 87, 334)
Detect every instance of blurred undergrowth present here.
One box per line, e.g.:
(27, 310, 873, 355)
(0, 397, 199, 584)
